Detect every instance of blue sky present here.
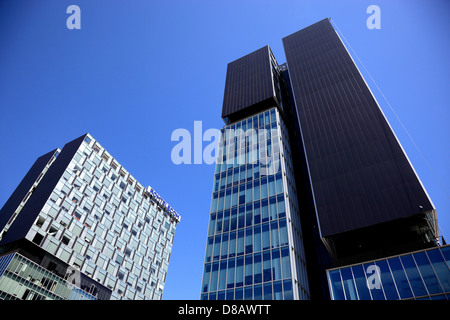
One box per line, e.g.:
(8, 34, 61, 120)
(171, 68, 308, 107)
(0, 0, 448, 300)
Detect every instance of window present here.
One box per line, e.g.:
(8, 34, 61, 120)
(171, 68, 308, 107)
(60, 214, 71, 227)
(93, 183, 101, 192)
(71, 223, 83, 237)
(62, 235, 70, 245)
(73, 240, 85, 254)
(59, 248, 71, 263)
(84, 218, 93, 229)
(35, 216, 46, 228)
(387, 257, 413, 299)
(95, 238, 104, 251)
(32, 233, 44, 245)
(73, 211, 82, 221)
(413, 252, 443, 295)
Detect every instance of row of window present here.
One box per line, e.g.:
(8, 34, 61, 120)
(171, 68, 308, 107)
(214, 109, 282, 174)
(215, 152, 282, 177)
(80, 135, 179, 222)
(208, 194, 287, 236)
(70, 151, 176, 230)
(66, 149, 175, 253)
(202, 107, 312, 300)
(220, 109, 278, 136)
(205, 217, 290, 263)
(202, 247, 292, 293)
(328, 245, 450, 300)
(211, 174, 284, 214)
(37, 206, 168, 299)
(214, 166, 283, 193)
(201, 279, 294, 300)
(82, 135, 139, 192)
(44, 188, 171, 270)
(217, 123, 280, 160)
(33, 220, 164, 300)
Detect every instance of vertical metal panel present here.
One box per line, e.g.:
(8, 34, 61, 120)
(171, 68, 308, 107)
(283, 19, 434, 237)
(221, 46, 275, 121)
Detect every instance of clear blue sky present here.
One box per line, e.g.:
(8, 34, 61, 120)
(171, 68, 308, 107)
(0, 0, 448, 300)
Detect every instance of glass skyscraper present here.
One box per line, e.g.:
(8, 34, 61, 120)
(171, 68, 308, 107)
(201, 107, 310, 300)
(0, 133, 180, 300)
(201, 18, 447, 300)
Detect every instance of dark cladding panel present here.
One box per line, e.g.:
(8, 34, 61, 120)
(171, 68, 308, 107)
(221, 46, 275, 122)
(0, 134, 88, 246)
(0, 150, 57, 234)
(283, 19, 434, 238)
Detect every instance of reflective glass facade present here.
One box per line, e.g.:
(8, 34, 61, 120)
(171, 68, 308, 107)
(327, 245, 450, 300)
(0, 252, 97, 300)
(201, 108, 310, 300)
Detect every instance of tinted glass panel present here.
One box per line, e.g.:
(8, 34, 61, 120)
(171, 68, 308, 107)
(440, 246, 450, 266)
(376, 260, 398, 300)
(283, 279, 293, 300)
(387, 257, 413, 299)
(413, 252, 443, 295)
(328, 270, 345, 300)
(426, 249, 450, 292)
(363, 263, 384, 300)
(273, 281, 283, 300)
(400, 254, 428, 297)
(254, 284, 262, 300)
(263, 282, 272, 300)
(351, 264, 371, 300)
(341, 267, 358, 300)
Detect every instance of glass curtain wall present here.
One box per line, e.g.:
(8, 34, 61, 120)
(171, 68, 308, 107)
(201, 108, 309, 300)
(327, 245, 450, 300)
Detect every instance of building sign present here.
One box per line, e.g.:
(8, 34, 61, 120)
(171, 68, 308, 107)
(146, 186, 181, 222)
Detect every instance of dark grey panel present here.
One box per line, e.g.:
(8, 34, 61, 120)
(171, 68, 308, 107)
(0, 134, 88, 246)
(221, 46, 275, 122)
(283, 19, 434, 238)
(0, 150, 57, 234)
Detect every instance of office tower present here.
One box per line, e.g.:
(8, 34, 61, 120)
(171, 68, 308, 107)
(201, 47, 312, 300)
(202, 18, 448, 300)
(282, 19, 448, 300)
(0, 133, 180, 300)
(282, 18, 437, 265)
